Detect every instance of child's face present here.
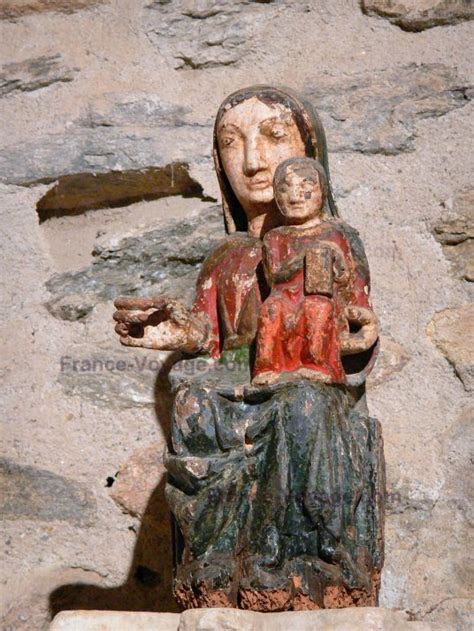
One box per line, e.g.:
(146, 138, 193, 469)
(275, 167, 323, 224)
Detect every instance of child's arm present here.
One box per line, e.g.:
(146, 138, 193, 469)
(263, 237, 304, 284)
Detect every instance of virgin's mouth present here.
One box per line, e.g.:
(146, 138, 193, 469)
(247, 178, 271, 190)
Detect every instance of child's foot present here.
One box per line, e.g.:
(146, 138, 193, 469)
(252, 371, 280, 386)
(295, 367, 332, 383)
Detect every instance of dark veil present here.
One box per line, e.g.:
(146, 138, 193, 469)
(213, 85, 339, 234)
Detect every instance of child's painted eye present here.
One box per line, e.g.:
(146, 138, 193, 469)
(221, 137, 235, 147)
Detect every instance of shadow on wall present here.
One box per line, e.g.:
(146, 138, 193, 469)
(49, 356, 182, 618)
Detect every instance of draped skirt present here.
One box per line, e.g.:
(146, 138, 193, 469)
(165, 379, 384, 610)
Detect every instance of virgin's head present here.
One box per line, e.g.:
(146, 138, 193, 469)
(213, 86, 338, 236)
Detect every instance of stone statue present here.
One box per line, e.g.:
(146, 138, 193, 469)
(113, 86, 385, 611)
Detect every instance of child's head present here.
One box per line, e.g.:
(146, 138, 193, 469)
(273, 157, 328, 225)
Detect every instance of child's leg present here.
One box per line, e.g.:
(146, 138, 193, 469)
(253, 296, 283, 376)
(303, 296, 334, 365)
(282, 299, 305, 370)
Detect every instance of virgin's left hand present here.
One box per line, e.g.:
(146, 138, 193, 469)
(340, 306, 379, 355)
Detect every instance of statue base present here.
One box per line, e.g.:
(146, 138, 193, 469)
(50, 608, 436, 630)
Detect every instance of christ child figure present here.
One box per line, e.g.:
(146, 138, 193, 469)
(252, 157, 353, 386)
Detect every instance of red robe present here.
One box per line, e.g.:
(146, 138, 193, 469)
(192, 233, 264, 358)
(254, 222, 364, 383)
(192, 222, 373, 384)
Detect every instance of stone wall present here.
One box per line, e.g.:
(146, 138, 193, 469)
(1, 1, 472, 629)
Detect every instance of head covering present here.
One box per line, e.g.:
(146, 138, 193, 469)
(213, 85, 339, 234)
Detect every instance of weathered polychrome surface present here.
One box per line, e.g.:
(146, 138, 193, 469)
(254, 221, 373, 384)
(113, 86, 384, 611)
(166, 357, 384, 610)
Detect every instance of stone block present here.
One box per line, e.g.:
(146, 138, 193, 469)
(0, 54, 77, 96)
(433, 187, 474, 282)
(45, 205, 223, 320)
(50, 610, 179, 631)
(361, 0, 474, 31)
(0, 459, 96, 526)
(427, 303, 474, 391)
(49, 607, 439, 630)
(0, 1, 108, 20)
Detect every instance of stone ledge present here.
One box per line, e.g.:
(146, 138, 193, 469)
(50, 611, 180, 631)
(50, 607, 439, 630)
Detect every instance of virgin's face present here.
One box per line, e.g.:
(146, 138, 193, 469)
(217, 97, 306, 217)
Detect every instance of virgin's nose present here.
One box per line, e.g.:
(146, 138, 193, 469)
(243, 136, 267, 176)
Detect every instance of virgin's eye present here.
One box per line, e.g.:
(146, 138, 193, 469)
(221, 137, 235, 147)
(270, 126, 287, 139)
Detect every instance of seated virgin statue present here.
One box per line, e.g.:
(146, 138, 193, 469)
(113, 86, 384, 612)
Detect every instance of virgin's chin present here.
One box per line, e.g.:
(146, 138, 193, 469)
(246, 188, 273, 204)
